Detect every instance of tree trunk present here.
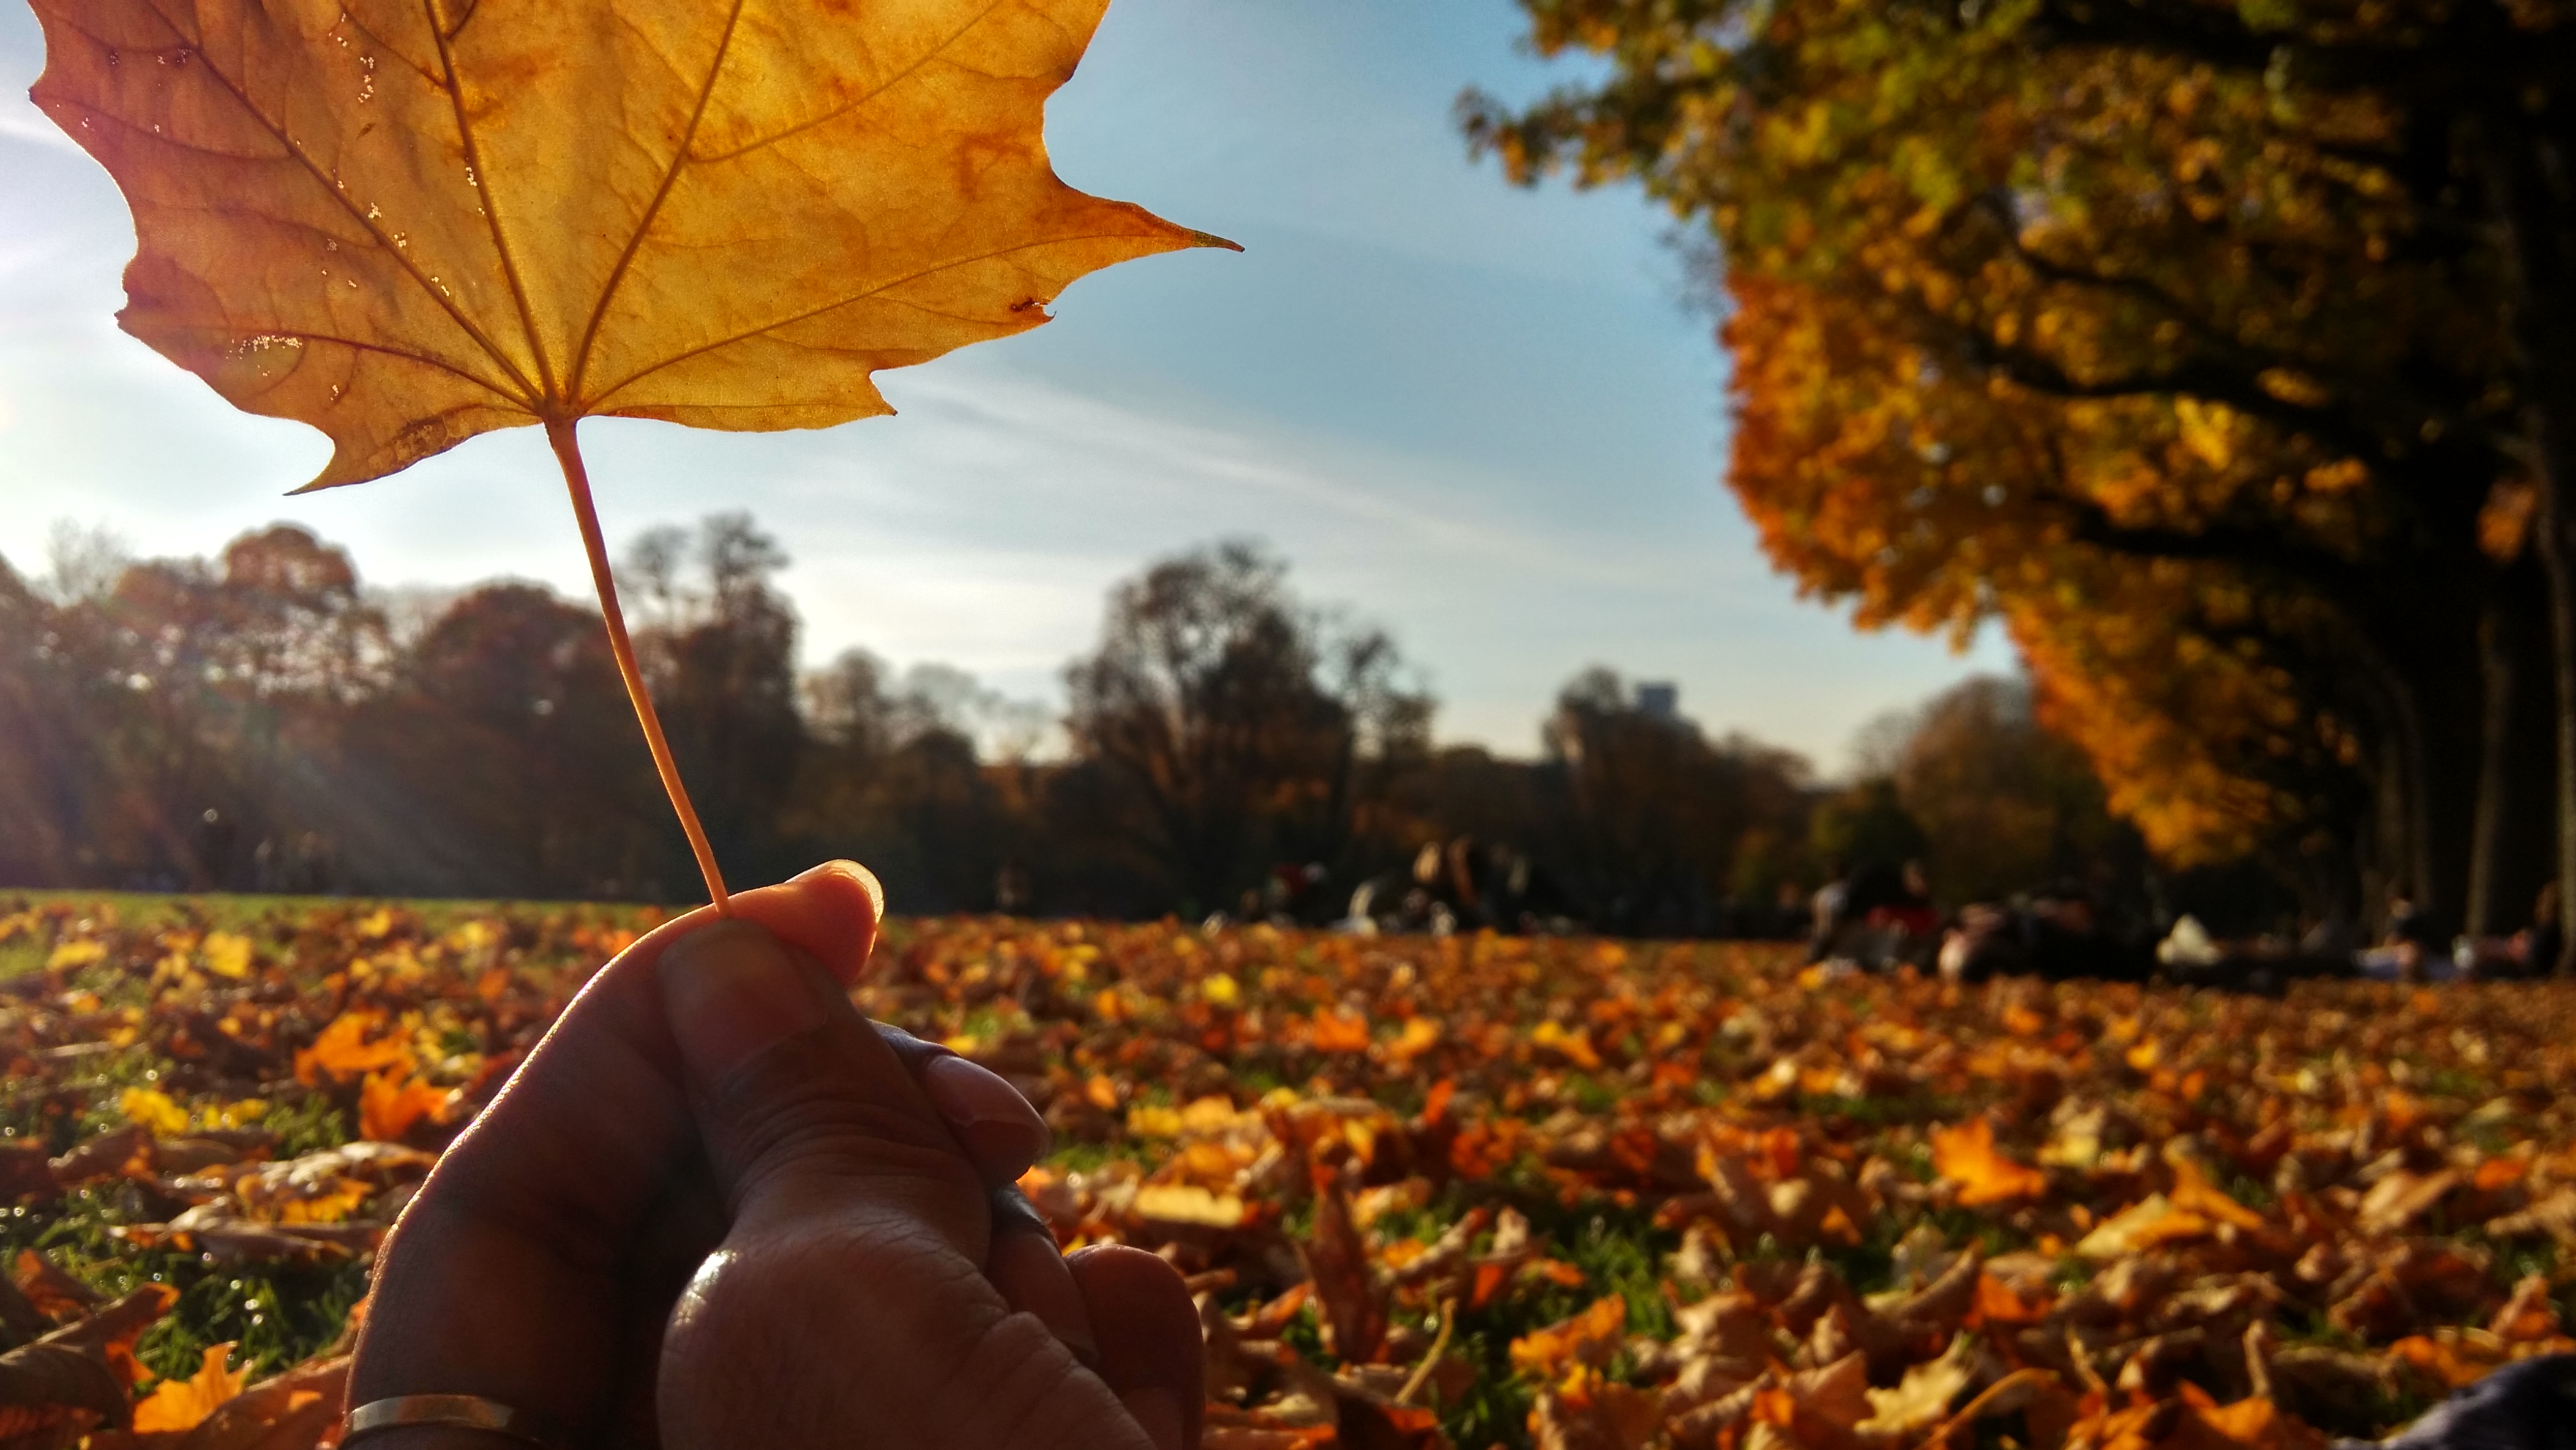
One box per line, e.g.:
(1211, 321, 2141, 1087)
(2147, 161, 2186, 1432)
(2469, 559, 2560, 935)
(2481, 116, 2576, 972)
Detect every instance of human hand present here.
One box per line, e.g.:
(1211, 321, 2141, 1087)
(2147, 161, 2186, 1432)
(347, 862, 1202, 1450)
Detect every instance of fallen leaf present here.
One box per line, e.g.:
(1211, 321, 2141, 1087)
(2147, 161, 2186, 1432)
(356, 1072, 450, 1144)
(132, 1342, 249, 1433)
(1930, 1118, 2047, 1206)
(1510, 1296, 1630, 1378)
(1133, 1184, 1246, 1228)
(0, 1285, 178, 1440)
(292, 1014, 410, 1088)
(1855, 1331, 1976, 1434)
(12, 1252, 101, 1320)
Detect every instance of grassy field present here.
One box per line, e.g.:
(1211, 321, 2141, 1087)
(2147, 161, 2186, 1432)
(4, 892, 2575, 1448)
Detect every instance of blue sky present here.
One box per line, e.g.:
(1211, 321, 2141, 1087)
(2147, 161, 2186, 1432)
(0, 0, 2011, 768)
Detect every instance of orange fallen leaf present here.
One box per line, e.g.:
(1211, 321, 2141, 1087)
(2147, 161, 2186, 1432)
(1509, 1295, 1628, 1377)
(1930, 1117, 2047, 1206)
(2169, 1158, 2267, 1231)
(132, 1342, 249, 1433)
(1311, 1010, 1373, 1054)
(357, 1072, 450, 1144)
(294, 1013, 412, 1087)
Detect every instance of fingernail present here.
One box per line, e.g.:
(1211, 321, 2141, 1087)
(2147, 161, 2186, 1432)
(1118, 1386, 1184, 1450)
(924, 1056, 1052, 1170)
(989, 1229, 1099, 1365)
(659, 922, 827, 1084)
(799, 858, 885, 922)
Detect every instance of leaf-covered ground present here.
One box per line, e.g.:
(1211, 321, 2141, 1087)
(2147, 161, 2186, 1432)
(4, 893, 2575, 1449)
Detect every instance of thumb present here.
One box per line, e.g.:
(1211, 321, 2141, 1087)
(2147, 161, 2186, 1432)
(656, 920, 988, 1255)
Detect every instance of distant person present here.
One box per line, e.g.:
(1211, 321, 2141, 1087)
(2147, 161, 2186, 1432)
(1806, 862, 1850, 963)
(2454, 882, 2562, 979)
(2359, 887, 2454, 983)
(2528, 883, 2564, 977)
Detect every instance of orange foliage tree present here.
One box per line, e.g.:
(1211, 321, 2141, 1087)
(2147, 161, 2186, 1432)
(1467, 0, 2567, 936)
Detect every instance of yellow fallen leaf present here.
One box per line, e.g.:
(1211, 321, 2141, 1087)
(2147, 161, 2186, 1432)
(119, 1087, 190, 1138)
(200, 931, 254, 980)
(1133, 1184, 1246, 1228)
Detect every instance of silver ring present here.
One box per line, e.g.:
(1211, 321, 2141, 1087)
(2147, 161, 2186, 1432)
(342, 1394, 558, 1447)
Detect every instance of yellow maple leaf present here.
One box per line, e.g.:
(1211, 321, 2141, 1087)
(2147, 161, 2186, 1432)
(31, 0, 1232, 490)
(132, 1343, 248, 1434)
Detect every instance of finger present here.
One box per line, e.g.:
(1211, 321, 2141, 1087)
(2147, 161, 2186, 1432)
(875, 1024, 1053, 1185)
(1068, 1247, 1204, 1450)
(658, 919, 987, 1256)
(350, 863, 882, 1441)
(986, 1185, 1098, 1365)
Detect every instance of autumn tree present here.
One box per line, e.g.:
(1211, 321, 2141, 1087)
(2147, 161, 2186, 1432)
(1861, 675, 2140, 907)
(1061, 541, 1432, 915)
(623, 515, 807, 884)
(0, 555, 88, 885)
(353, 583, 668, 898)
(1467, 0, 2564, 940)
(786, 650, 1027, 912)
(1539, 668, 1818, 933)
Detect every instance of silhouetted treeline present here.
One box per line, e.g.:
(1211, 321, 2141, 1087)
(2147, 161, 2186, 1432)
(0, 519, 2146, 929)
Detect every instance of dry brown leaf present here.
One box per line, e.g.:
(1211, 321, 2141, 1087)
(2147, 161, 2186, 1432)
(2356, 1169, 2458, 1237)
(0, 1285, 179, 1441)
(11, 1253, 100, 1321)
(49, 1124, 153, 1187)
(31, 0, 1231, 489)
(1531, 1366, 1662, 1450)
(1854, 1331, 1975, 1435)
(0, 1143, 54, 1205)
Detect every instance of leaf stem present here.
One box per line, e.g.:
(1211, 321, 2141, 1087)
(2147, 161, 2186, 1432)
(544, 417, 732, 912)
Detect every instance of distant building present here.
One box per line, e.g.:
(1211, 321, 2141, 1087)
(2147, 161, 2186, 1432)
(1636, 682, 1679, 721)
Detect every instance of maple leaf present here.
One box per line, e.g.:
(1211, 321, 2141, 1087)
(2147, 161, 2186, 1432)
(29, 0, 1234, 491)
(131, 1342, 249, 1434)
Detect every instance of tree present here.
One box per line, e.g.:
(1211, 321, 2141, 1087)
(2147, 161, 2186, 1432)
(356, 582, 666, 897)
(0, 555, 88, 885)
(1466, 0, 2563, 939)
(1061, 541, 1431, 915)
(626, 514, 807, 884)
(1869, 675, 2141, 906)
(1540, 667, 1817, 933)
(786, 649, 1028, 913)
